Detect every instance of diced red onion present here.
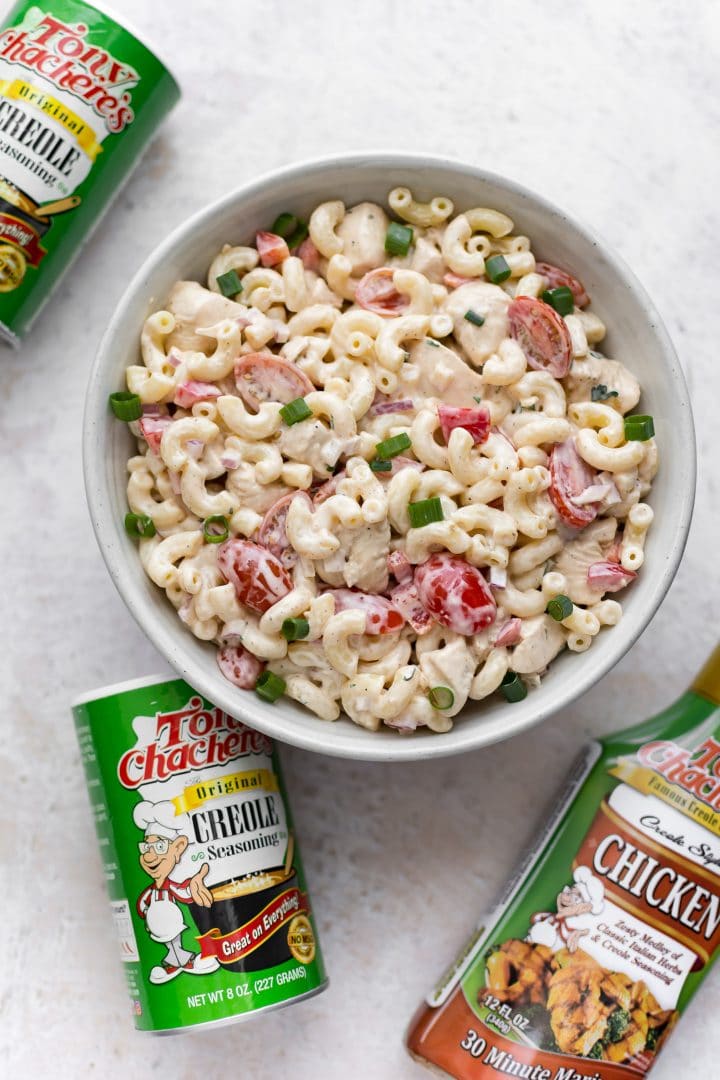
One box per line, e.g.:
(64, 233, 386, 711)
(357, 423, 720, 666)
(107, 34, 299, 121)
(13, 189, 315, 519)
(186, 439, 204, 458)
(371, 398, 415, 416)
(494, 617, 522, 647)
(220, 450, 242, 470)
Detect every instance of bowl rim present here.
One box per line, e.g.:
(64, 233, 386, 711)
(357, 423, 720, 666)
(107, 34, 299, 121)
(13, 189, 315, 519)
(84, 150, 696, 762)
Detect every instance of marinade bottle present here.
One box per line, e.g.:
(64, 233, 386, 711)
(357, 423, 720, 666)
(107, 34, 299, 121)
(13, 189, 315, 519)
(407, 646, 720, 1079)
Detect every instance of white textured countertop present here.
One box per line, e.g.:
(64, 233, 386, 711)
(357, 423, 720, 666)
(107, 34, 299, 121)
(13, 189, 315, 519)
(2, 0, 719, 1076)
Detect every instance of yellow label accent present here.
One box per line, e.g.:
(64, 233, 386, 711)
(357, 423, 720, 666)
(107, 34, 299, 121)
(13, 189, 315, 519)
(172, 767, 278, 813)
(610, 760, 720, 837)
(0, 78, 103, 160)
(692, 644, 720, 706)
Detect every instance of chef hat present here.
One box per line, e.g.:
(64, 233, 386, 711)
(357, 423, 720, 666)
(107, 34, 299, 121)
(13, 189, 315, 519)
(573, 865, 605, 915)
(133, 799, 190, 841)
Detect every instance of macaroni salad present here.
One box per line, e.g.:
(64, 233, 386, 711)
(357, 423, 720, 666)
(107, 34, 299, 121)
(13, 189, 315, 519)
(113, 187, 658, 735)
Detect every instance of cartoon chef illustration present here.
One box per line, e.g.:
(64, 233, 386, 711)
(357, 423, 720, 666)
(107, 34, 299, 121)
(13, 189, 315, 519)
(528, 866, 605, 953)
(133, 799, 220, 984)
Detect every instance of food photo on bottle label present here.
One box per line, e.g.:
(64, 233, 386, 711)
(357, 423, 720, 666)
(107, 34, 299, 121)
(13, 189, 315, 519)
(406, 647, 720, 1078)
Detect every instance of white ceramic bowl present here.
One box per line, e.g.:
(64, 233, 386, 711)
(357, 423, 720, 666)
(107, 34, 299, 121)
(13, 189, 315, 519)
(84, 153, 695, 761)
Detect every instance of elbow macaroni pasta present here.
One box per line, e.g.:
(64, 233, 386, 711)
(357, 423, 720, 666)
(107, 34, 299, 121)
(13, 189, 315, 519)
(121, 184, 658, 736)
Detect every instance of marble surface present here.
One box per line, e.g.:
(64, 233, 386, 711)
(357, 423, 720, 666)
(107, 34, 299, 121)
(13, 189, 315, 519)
(2, 0, 719, 1076)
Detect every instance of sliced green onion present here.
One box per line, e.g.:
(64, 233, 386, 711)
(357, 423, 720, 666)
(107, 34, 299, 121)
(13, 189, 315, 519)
(408, 497, 444, 528)
(464, 308, 485, 327)
(281, 617, 310, 642)
(255, 671, 286, 703)
(542, 286, 574, 316)
(203, 515, 229, 544)
(370, 458, 392, 472)
(216, 269, 243, 297)
(591, 384, 619, 402)
(501, 671, 528, 702)
(109, 391, 142, 421)
(280, 397, 313, 425)
(385, 221, 414, 256)
(485, 254, 511, 284)
(287, 222, 309, 250)
(546, 594, 573, 621)
(624, 414, 655, 441)
(124, 512, 156, 539)
(271, 212, 298, 238)
(428, 686, 455, 710)
(426, 337, 440, 348)
(375, 432, 412, 459)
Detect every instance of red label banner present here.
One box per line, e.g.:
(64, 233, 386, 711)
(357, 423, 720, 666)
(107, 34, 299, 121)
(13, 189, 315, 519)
(196, 887, 307, 963)
(0, 212, 46, 265)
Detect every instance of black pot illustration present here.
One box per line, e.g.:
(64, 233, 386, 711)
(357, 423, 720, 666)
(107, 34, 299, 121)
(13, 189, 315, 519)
(189, 868, 299, 973)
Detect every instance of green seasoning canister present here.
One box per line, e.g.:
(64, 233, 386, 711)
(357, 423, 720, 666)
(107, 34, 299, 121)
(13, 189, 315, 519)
(0, 0, 180, 343)
(72, 675, 327, 1033)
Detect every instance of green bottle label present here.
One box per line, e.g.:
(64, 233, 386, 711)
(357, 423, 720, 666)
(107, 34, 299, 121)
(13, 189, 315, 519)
(408, 689, 720, 1077)
(0, 0, 180, 339)
(72, 676, 327, 1033)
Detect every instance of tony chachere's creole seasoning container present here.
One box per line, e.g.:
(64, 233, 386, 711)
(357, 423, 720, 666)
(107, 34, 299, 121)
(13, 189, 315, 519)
(72, 675, 327, 1033)
(0, 0, 179, 343)
(407, 646, 720, 1079)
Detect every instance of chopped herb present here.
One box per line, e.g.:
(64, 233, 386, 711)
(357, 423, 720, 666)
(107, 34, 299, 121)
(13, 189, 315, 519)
(485, 254, 511, 283)
(280, 397, 312, 425)
(124, 512, 156, 539)
(385, 221, 414, 256)
(428, 686, 454, 709)
(591, 384, 619, 402)
(216, 269, 243, 297)
(408, 497, 444, 528)
(203, 515, 229, 543)
(376, 432, 412, 459)
(542, 285, 574, 315)
(624, 414, 655, 441)
(547, 595, 573, 621)
(271, 212, 298, 238)
(281, 617, 309, 642)
(255, 671, 286, 703)
(109, 392, 142, 421)
(501, 672, 527, 702)
(287, 222, 309, 249)
(464, 308, 485, 327)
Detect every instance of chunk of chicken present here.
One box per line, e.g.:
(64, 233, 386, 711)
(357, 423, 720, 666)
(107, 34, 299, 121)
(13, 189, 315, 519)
(166, 281, 246, 353)
(510, 614, 566, 674)
(226, 466, 292, 515)
(443, 282, 511, 367)
(418, 638, 476, 717)
(396, 338, 485, 405)
(278, 421, 358, 479)
(565, 352, 640, 415)
(315, 521, 391, 593)
(554, 517, 618, 605)
(337, 201, 389, 276)
(410, 236, 445, 283)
